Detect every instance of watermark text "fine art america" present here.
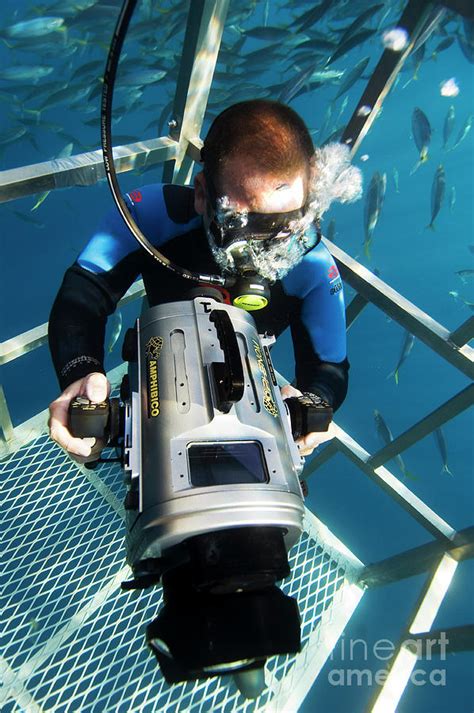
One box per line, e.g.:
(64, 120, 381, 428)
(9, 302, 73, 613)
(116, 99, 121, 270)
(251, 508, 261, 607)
(328, 634, 449, 687)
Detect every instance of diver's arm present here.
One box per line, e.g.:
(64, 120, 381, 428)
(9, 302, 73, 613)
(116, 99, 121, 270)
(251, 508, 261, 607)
(290, 321, 350, 412)
(48, 258, 141, 390)
(286, 245, 349, 412)
(49, 183, 200, 390)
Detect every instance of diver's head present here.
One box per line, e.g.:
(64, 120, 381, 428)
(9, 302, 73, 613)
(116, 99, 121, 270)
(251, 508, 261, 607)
(194, 100, 320, 283)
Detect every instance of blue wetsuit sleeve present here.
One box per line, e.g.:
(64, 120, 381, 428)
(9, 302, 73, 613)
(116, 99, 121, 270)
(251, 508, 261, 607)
(49, 183, 200, 390)
(283, 242, 349, 411)
(77, 184, 200, 274)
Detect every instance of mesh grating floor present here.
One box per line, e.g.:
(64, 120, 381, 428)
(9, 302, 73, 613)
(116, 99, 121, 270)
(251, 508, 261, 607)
(1, 426, 365, 712)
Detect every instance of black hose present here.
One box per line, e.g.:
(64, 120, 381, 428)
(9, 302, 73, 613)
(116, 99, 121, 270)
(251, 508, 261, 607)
(100, 0, 224, 286)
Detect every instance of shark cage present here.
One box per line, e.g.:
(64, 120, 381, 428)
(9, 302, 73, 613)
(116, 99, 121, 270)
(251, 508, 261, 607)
(0, 0, 473, 711)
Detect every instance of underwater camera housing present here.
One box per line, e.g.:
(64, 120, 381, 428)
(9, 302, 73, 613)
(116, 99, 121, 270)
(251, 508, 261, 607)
(69, 295, 333, 689)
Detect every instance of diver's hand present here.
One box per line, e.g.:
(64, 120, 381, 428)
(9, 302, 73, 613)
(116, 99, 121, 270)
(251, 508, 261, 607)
(281, 384, 335, 456)
(48, 372, 110, 464)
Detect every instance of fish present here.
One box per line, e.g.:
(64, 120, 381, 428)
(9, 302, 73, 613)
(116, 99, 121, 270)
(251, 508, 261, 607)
(411, 107, 431, 173)
(450, 114, 473, 151)
(319, 103, 333, 139)
(392, 167, 400, 193)
(449, 186, 456, 212)
(327, 28, 378, 65)
(333, 56, 370, 100)
(108, 311, 123, 353)
(0, 125, 27, 145)
(1, 17, 65, 39)
(29, 619, 40, 632)
(336, 95, 349, 124)
(320, 124, 345, 146)
(279, 64, 317, 104)
(454, 269, 474, 283)
(38, 84, 91, 111)
(336, 5, 384, 46)
(0, 65, 54, 82)
(12, 210, 45, 229)
(363, 172, 386, 260)
(431, 36, 454, 59)
(311, 69, 345, 83)
(289, 37, 338, 56)
(411, 6, 447, 55)
(263, 0, 269, 27)
(442, 105, 455, 149)
(387, 331, 415, 384)
(31, 192, 50, 212)
(31, 143, 74, 211)
(373, 410, 416, 480)
(448, 291, 474, 310)
(469, 245, 474, 254)
(463, 17, 474, 44)
(458, 33, 474, 64)
(70, 59, 105, 82)
(243, 26, 294, 42)
(433, 428, 453, 476)
(326, 218, 336, 243)
(118, 69, 166, 86)
(295, 0, 333, 33)
(402, 43, 426, 89)
(426, 165, 445, 230)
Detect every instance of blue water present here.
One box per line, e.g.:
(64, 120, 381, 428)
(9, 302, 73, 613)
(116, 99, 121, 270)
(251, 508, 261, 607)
(1, 0, 473, 711)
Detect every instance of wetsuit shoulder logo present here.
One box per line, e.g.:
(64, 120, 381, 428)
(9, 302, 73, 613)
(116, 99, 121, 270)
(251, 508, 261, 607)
(328, 264, 339, 281)
(128, 189, 143, 204)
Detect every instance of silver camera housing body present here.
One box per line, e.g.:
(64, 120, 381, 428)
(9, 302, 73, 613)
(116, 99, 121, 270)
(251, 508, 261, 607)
(124, 298, 305, 567)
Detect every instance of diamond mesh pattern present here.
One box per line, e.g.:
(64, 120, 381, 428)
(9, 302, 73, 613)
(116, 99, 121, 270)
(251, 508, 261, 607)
(1, 428, 363, 712)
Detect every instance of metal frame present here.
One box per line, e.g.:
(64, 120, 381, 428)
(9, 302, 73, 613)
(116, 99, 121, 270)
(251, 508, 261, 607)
(0, 0, 473, 710)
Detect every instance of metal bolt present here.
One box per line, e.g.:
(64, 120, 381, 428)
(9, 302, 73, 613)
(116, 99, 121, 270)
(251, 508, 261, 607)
(168, 118, 178, 130)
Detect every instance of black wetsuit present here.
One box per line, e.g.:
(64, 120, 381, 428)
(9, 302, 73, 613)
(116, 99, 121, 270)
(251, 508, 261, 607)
(49, 183, 349, 410)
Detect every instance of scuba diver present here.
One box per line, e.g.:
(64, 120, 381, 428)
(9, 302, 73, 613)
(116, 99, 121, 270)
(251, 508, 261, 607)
(48, 99, 361, 463)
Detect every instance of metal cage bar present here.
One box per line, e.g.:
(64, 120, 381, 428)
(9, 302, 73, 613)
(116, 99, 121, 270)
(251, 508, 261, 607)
(369, 553, 458, 713)
(162, 0, 230, 185)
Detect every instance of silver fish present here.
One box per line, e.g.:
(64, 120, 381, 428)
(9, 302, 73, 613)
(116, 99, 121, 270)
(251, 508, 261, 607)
(1, 17, 65, 39)
(295, 0, 333, 33)
(279, 63, 316, 104)
(458, 33, 474, 64)
(0, 125, 27, 145)
(387, 331, 415, 384)
(433, 428, 453, 476)
(333, 56, 370, 100)
(442, 105, 455, 149)
(39, 85, 90, 111)
(108, 311, 123, 353)
(0, 65, 54, 82)
(363, 172, 386, 260)
(119, 69, 166, 86)
(411, 107, 431, 173)
(373, 410, 416, 480)
(327, 27, 378, 66)
(326, 218, 336, 243)
(12, 210, 45, 229)
(426, 165, 445, 230)
(432, 36, 454, 58)
(450, 114, 473, 151)
(337, 5, 384, 46)
(449, 185, 456, 212)
(336, 95, 349, 123)
(244, 26, 294, 42)
(311, 69, 345, 83)
(454, 269, 474, 283)
(392, 167, 400, 193)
